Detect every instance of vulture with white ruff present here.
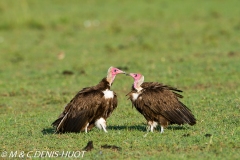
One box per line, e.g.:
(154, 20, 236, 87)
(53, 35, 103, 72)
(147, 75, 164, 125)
(52, 67, 125, 133)
(126, 73, 196, 133)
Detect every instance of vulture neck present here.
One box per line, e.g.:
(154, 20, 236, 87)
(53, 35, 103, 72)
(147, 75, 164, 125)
(106, 73, 116, 87)
(134, 76, 144, 92)
(99, 78, 111, 90)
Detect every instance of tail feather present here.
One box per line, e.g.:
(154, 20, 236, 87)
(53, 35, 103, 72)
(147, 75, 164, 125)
(52, 111, 90, 133)
(52, 113, 68, 133)
(163, 102, 196, 126)
(179, 102, 196, 125)
(52, 118, 62, 128)
(52, 113, 65, 127)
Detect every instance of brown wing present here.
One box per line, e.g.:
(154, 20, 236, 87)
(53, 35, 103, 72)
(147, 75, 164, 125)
(141, 82, 183, 98)
(137, 82, 196, 125)
(105, 92, 118, 118)
(88, 91, 118, 127)
(52, 89, 104, 133)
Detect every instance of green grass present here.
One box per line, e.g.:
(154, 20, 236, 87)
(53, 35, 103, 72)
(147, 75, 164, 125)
(0, 0, 240, 159)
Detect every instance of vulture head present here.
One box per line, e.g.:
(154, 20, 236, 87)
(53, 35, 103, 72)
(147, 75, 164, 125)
(128, 73, 144, 91)
(107, 66, 125, 86)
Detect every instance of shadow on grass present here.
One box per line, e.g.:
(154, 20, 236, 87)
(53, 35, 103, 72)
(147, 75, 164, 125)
(41, 125, 188, 135)
(41, 127, 55, 135)
(108, 125, 146, 132)
(167, 125, 188, 130)
(108, 124, 188, 132)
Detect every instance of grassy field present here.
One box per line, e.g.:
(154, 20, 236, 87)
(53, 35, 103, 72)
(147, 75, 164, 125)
(0, 0, 240, 159)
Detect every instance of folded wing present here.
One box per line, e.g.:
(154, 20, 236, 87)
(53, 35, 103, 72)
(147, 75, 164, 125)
(138, 82, 196, 125)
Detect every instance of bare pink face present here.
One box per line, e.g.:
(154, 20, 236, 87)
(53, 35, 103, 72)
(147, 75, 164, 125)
(129, 73, 142, 80)
(111, 67, 125, 76)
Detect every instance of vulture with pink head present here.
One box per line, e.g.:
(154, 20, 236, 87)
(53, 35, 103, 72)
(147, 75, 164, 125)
(52, 67, 125, 133)
(126, 73, 196, 133)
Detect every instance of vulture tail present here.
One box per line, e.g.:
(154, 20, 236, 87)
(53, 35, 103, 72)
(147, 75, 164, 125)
(52, 113, 65, 127)
(179, 102, 196, 125)
(52, 113, 66, 127)
(51, 113, 68, 133)
(52, 118, 61, 127)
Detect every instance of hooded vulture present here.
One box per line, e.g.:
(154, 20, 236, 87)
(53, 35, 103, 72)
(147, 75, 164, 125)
(126, 73, 196, 133)
(52, 67, 125, 133)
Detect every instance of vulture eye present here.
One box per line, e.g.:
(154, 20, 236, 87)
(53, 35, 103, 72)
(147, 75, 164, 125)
(135, 74, 137, 77)
(114, 69, 117, 72)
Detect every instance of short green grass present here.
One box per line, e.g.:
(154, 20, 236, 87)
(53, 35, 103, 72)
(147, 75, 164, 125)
(0, 0, 240, 159)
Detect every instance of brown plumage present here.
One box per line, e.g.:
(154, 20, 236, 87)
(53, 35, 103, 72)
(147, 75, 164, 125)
(52, 67, 125, 133)
(126, 73, 196, 133)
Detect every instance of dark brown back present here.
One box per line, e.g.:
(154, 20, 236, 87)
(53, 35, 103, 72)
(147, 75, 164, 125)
(128, 82, 196, 125)
(52, 78, 118, 133)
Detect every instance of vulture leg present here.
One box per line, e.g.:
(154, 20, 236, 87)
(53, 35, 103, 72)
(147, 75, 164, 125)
(146, 125, 151, 132)
(147, 121, 158, 132)
(95, 118, 108, 132)
(101, 118, 108, 133)
(159, 116, 169, 134)
(85, 123, 89, 133)
(147, 121, 151, 132)
(150, 125, 154, 132)
(87, 123, 95, 131)
(101, 124, 108, 133)
(160, 126, 164, 134)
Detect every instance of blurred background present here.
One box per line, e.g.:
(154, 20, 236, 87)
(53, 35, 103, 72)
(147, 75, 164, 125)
(0, 0, 239, 102)
(0, 1, 239, 158)
(1, 0, 239, 108)
(1, 0, 239, 75)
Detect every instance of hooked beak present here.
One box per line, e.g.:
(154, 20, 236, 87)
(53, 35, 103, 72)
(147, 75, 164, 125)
(117, 69, 126, 75)
(125, 73, 135, 79)
(120, 71, 126, 75)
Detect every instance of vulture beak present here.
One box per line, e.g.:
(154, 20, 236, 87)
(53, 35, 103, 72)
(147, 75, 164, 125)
(117, 69, 126, 74)
(127, 73, 135, 78)
(125, 73, 130, 76)
(115, 70, 126, 75)
(116, 70, 127, 75)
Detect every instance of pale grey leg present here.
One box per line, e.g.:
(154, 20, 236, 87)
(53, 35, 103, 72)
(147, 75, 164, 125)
(85, 123, 89, 133)
(160, 126, 164, 134)
(101, 124, 108, 133)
